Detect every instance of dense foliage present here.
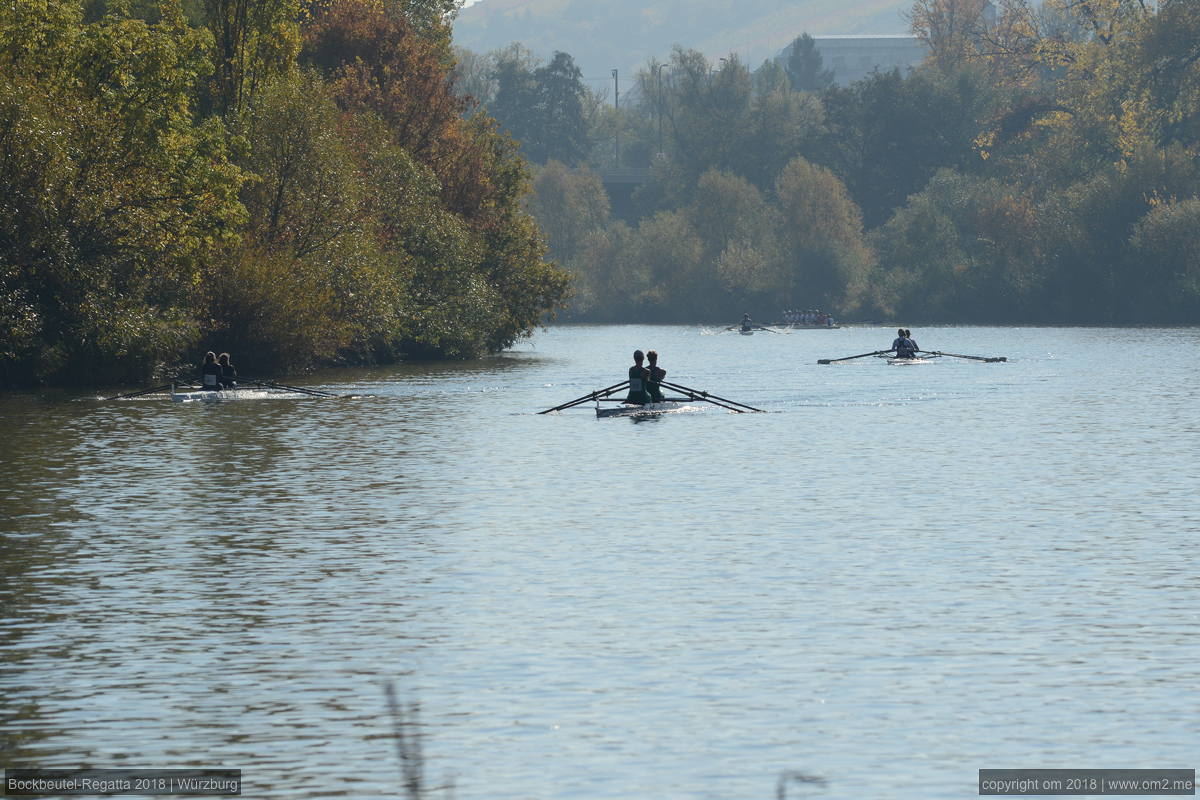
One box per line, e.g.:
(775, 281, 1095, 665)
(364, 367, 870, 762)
(462, 0, 1200, 325)
(0, 0, 568, 387)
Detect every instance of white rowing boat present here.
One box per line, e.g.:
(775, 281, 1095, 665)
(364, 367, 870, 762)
(171, 386, 299, 402)
(886, 357, 935, 365)
(595, 401, 694, 418)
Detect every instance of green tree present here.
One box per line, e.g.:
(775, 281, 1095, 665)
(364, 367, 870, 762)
(488, 49, 590, 164)
(202, 0, 300, 114)
(774, 156, 873, 313)
(785, 33, 833, 92)
(629, 210, 703, 317)
(206, 71, 405, 370)
(873, 170, 1043, 320)
(818, 64, 1000, 228)
(660, 49, 754, 190)
(527, 161, 611, 265)
(1041, 145, 1200, 321)
(1128, 197, 1200, 322)
(0, 0, 245, 385)
(688, 169, 781, 308)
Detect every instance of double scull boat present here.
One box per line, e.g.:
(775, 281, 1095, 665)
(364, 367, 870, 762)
(170, 385, 303, 402)
(594, 401, 697, 418)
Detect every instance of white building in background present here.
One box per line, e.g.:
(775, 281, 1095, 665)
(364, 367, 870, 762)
(797, 35, 928, 85)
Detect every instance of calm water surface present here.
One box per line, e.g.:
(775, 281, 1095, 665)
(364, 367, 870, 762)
(1, 325, 1198, 799)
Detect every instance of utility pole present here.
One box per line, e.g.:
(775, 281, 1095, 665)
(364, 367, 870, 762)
(612, 68, 620, 168)
(653, 64, 668, 156)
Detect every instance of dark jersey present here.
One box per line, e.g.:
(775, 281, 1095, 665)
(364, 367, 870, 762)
(626, 365, 651, 405)
(201, 362, 221, 389)
(647, 365, 666, 402)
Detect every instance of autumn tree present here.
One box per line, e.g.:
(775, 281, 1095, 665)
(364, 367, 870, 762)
(203, 0, 301, 114)
(906, 0, 993, 71)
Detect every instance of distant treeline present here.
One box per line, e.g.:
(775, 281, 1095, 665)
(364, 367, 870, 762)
(455, 0, 1200, 324)
(0, 0, 569, 387)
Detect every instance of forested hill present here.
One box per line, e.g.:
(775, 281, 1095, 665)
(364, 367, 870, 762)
(453, 0, 910, 77)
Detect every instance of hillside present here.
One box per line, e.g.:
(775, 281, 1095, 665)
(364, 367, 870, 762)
(453, 0, 913, 78)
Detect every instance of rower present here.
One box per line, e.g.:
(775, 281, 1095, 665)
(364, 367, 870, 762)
(646, 350, 666, 403)
(200, 351, 221, 390)
(891, 328, 917, 359)
(740, 313, 754, 332)
(217, 352, 237, 389)
(626, 350, 651, 405)
(904, 329, 918, 352)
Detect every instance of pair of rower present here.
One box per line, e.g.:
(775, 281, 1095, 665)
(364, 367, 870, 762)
(626, 349, 666, 405)
(890, 329, 920, 359)
(200, 351, 237, 390)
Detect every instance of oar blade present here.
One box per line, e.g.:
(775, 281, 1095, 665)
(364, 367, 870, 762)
(105, 383, 172, 401)
(660, 380, 763, 413)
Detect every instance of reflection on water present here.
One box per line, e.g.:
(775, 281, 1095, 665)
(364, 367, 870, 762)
(2, 326, 1199, 799)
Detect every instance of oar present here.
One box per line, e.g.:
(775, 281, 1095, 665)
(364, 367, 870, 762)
(919, 350, 1007, 363)
(105, 383, 172, 401)
(263, 381, 338, 397)
(597, 396, 694, 402)
(660, 380, 764, 413)
(538, 381, 630, 414)
(655, 383, 740, 412)
(817, 350, 891, 364)
(242, 378, 338, 397)
(755, 325, 782, 334)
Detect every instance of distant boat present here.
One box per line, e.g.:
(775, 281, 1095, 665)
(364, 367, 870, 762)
(775, 322, 841, 329)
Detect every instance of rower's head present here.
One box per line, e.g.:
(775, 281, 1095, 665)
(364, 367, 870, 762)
(897, 328, 905, 337)
(633, 349, 644, 364)
(904, 329, 912, 338)
(204, 351, 216, 364)
(647, 350, 658, 364)
(218, 352, 231, 365)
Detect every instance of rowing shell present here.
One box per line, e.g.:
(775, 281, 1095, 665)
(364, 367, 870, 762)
(596, 401, 692, 418)
(171, 387, 297, 402)
(775, 323, 841, 329)
(739, 329, 754, 335)
(886, 357, 935, 365)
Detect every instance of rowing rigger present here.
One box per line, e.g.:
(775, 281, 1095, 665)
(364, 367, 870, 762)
(539, 380, 764, 416)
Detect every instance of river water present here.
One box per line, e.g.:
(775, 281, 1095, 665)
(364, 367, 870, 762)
(1, 325, 1197, 799)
